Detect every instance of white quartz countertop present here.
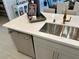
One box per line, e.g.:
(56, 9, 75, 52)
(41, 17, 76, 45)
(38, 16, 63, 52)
(3, 12, 79, 49)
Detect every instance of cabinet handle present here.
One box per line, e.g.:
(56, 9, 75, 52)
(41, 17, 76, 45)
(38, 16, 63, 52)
(24, 36, 32, 40)
(52, 50, 55, 59)
(9, 30, 14, 33)
(24, 37, 29, 40)
(55, 51, 58, 59)
(25, 38, 29, 40)
(57, 52, 59, 59)
(53, 50, 57, 59)
(52, 50, 60, 59)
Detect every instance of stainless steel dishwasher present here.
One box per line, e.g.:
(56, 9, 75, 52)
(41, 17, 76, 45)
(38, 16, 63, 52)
(9, 29, 35, 58)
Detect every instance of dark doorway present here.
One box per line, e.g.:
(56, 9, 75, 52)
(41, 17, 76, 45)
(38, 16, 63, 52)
(0, 0, 7, 16)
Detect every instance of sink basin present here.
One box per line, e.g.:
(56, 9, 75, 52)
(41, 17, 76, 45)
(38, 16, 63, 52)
(40, 23, 79, 41)
(40, 23, 63, 36)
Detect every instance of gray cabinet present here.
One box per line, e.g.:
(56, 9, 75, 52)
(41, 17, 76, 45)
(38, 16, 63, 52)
(9, 30, 35, 58)
(33, 36, 60, 59)
(33, 36, 79, 59)
(33, 36, 53, 59)
(60, 51, 79, 59)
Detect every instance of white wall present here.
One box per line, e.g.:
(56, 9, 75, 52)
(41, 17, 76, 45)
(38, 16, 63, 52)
(3, 0, 16, 20)
(3, 0, 27, 20)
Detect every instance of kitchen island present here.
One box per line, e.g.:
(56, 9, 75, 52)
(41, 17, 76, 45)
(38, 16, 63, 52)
(3, 12, 79, 59)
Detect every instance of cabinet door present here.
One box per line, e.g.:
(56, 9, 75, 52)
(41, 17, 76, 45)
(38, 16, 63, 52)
(59, 51, 79, 59)
(33, 36, 53, 59)
(52, 48, 60, 59)
(33, 36, 79, 59)
(9, 30, 35, 58)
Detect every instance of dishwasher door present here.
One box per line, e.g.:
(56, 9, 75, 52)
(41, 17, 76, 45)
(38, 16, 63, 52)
(9, 29, 35, 58)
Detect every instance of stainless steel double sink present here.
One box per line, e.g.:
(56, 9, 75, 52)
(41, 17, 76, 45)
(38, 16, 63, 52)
(40, 23, 79, 41)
